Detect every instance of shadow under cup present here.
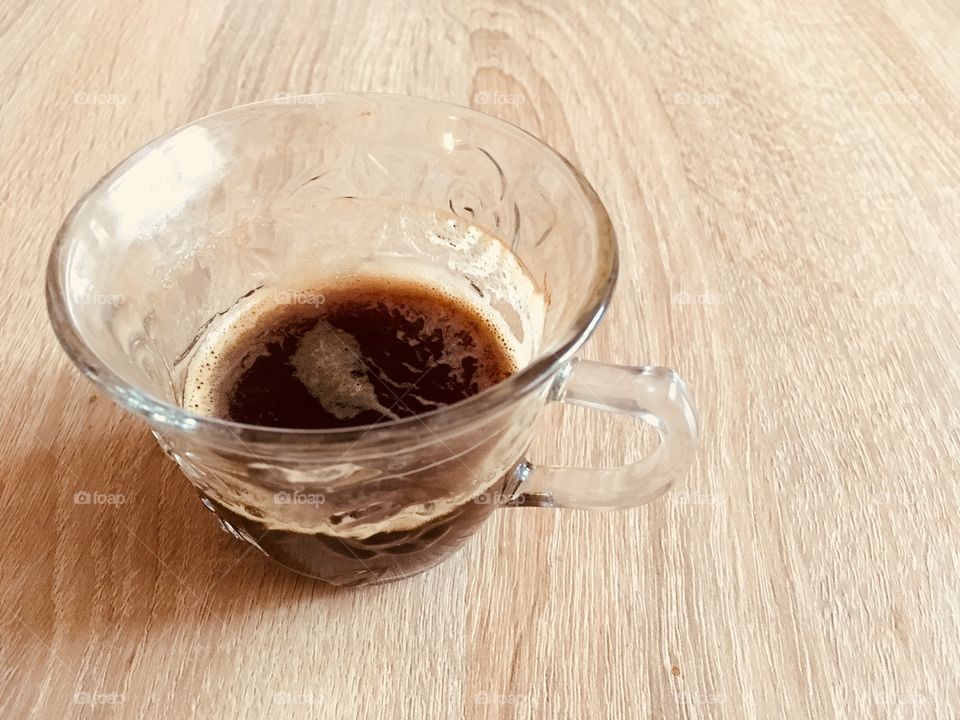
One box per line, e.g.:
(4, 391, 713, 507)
(47, 94, 621, 585)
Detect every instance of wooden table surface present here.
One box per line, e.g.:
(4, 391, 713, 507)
(3, 1, 959, 718)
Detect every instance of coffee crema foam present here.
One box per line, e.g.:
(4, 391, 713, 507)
(185, 275, 521, 423)
(180, 217, 544, 540)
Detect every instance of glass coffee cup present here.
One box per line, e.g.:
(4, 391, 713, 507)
(46, 93, 698, 586)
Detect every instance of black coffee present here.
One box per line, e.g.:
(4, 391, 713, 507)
(188, 278, 519, 585)
(199, 280, 514, 429)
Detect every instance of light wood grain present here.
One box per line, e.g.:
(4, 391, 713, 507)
(2, 1, 959, 718)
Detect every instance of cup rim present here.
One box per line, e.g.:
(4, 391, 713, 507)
(46, 92, 618, 447)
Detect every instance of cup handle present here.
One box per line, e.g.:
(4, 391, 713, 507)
(510, 358, 698, 509)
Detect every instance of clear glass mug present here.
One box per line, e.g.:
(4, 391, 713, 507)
(46, 93, 698, 586)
